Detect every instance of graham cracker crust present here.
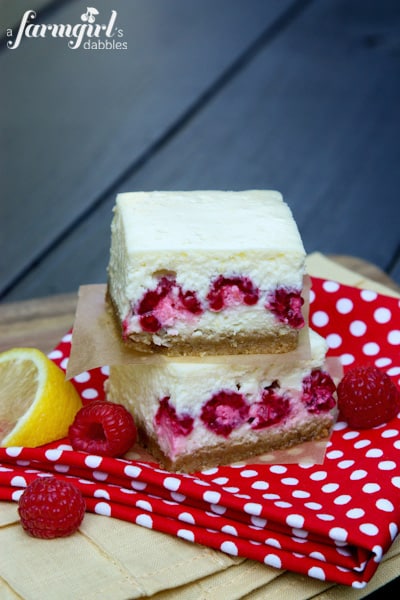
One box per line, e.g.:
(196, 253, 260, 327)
(137, 416, 333, 473)
(106, 286, 299, 356)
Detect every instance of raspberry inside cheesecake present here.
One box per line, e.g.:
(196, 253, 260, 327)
(107, 190, 306, 356)
(105, 330, 336, 472)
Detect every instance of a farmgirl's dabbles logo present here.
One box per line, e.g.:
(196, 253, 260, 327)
(6, 6, 127, 50)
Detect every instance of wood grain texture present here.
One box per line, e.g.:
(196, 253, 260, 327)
(0, 0, 294, 297)
(2, 0, 399, 302)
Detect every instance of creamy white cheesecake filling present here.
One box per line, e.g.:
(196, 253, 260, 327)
(106, 330, 335, 460)
(107, 190, 306, 341)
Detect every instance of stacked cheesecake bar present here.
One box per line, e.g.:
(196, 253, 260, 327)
(105, 191, 336, 472)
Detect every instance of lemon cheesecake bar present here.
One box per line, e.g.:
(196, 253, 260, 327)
(107, 190, 306, 356)
(105, 330, 336, 472)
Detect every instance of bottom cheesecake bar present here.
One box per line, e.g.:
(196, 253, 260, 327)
(105, 329, 337, 473)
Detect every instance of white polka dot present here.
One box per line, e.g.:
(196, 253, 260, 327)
(131, 480, 147, 491)
(334, 495, 352, 505)
(292, 490, 311, 498)
(212, 477, 229, 485)
(221, 525, 238, 536)
(265, 537, 281, 548)
(62, 333, 72, 343)
(317, 514, 335, 521)
(388, 330, 400, 345)
(366, 448, 383, 458)
(136, 514, 153, 529)
(322, 483, 339, 493)
(5, 447, 23, 457)
(363, 342, 380, 356)
(244, 502, 263, 516)
(240, 469, 258, 478)
(171, 492, 186, 503)
(286, 514, 304, 529)
(251, 516, 267, 528)
(45, 449, 63, 461)
(94, 489, 110, 500)
(11, 490, 24, 501)
(74, 371, 91, 383)
(362, 483, 381, 493)
(338, 460, 355, 469)
(361, 290, 377, 302)
(60, 358, 69, 370)
(374, 307, 392, 324)
(326, 450, 343, 460)
(323, 280, 340, 293)
(329, 527, 348, 542)
(349, 320, 367, 337)
(163, 477, 181, 491)
(281, 477, 299, 486)
(305, 502, 323, 510)
(81, 388, 99, 400)
(251, 481, 269, 490)
(136, 500, 152, 512)
(382, 429, 399, 438)
(263, 554, 282, 569)
(101, 365, 110, 376)
(201, 467, 218, 475)
(388, 366, 400, 376)
(11, 476, 27, 487)
(336, 298, 353, 314)
(310, 471, 328, 481)
(269, 465, 287, 474)
(178, 512, 195, 524)
(48, 349, 63, 360)
(343, 431, 359, 440)
(95, 502, 111, 517)
(376, 499, 394, 512)
(359, 523, 379, 536)
(354, 441, 371, 452)
(93, 471, 108, 481)
(308, 566, 326, 581)
(340, 353, 355, 366)
(312, 311, 329, 327)
(220, 541, 238, 556)
(275, 501, 292, 509)
(124, 465, 142, 478)
(389, 522, 399, 540)
(309, 551, 326, 562)
(391, 477, 400, 488)
(326, 333, 342, 349)
(177, 529, 195, 542)
(378, 460, 397, 470)
(84, 455, 102, 468)
(346, 508, 365, 519)
(309, 289, 316, 303)
(350, 470, 368, 480)
(210, 503, 226, 515)
(375, 357, 392, 368)
(54, 464, 69, 473)
(203, 491, 221, 504)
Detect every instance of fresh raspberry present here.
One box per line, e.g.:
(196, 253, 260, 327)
(154, 397, 194, 437)
(337, 366, 400, 429)
(207, 275, 259, 311)
(266, 287, 305, 328)
(69, 400, 137, 457)
(137, 277, 202, 332)
(249, 382, 291, 429)
(18, 477, 85, 539)
(302, 369, 336, 413)
(201, 391, 249, 437)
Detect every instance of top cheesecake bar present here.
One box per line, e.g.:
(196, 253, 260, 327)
(107, 190, 306, 356)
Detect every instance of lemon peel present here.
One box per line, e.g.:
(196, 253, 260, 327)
(0, 347, 82, 447)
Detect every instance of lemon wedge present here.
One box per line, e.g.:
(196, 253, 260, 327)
(0, 347, 82, 447)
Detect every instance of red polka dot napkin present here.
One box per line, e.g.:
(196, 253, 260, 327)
(0, 277, 399, 588)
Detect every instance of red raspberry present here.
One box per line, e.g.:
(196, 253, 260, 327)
(337, 366, 400, 429)
(69, 400, 137, 457)
(18, 477, 85, 539)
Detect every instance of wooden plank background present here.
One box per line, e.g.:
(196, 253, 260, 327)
(1, 0, 399, 303)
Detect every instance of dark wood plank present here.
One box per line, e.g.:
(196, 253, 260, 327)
(4, 0, 400, 301)
(0, 0, 294, 298)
